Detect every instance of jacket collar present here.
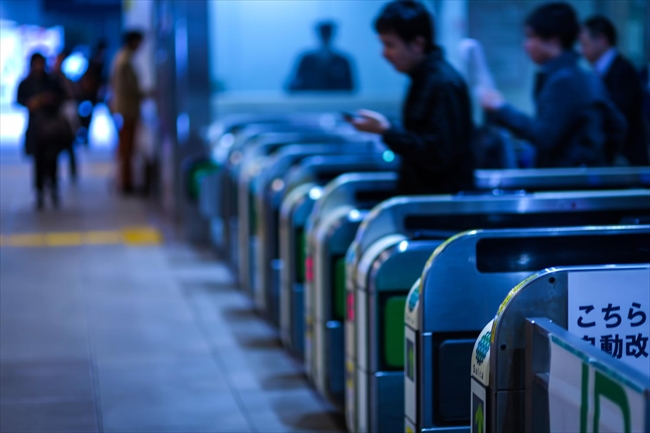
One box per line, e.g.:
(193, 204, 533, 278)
(540, 50, 579, 76)
(408, 45, 444, 80)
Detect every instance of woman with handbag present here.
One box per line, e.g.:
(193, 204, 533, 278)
(17, 53, 70, 210)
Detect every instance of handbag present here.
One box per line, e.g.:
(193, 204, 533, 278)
(35, 112, 74, 154)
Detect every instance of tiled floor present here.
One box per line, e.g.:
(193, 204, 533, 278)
(0, 148, 345, 432)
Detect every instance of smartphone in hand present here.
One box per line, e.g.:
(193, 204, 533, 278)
(341, 111, 358, 122)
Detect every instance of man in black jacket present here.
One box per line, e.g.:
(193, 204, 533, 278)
(580, 15, 649, 166)
(480, 2, 627, 168)
(347, 0, 474, 195)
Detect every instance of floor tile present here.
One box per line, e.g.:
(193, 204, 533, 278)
(238, 389, 345, 433)
(0, 360, 94, 404)
(90, 320, 211, 363)
(0, 401, 99, 433)
(0, 318, 90, 362)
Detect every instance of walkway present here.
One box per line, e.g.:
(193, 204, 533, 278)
(0, 148, 344, 432)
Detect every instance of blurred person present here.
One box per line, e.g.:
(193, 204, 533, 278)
(643, 64, 650, 135)
(87, 39, 109, 96)
(76, 39, 109, 146)
(458, 39, 520, 169)
(287, 21, 355, 92)
(580, 15, 648, 166)
(644, 65, 650, 112)
(346, 0, 474, 195)
(51, 49, 79, 181)
(458, 38, 496, 124)
(17, 53, 70, 209)
(480, 2, 627, 168)
(110, 30, 147, 195)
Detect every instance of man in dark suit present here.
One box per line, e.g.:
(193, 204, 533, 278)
(480, 3, 626, 169)
(580, 15, 649, 165)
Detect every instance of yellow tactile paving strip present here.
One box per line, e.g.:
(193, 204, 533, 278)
(0, 227, 163, 247)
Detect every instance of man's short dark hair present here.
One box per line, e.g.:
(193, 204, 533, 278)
(374, 0, 435, 52)
(30, 52, 45, 65)
(123, 30, 144, 46)
(525, 2, 580, 50)
(584, 14, 618, 47)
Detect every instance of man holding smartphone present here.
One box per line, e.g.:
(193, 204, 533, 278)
(347, 0, 475, 195)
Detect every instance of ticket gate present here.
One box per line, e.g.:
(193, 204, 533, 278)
(219, 131, 364, 267)
(238, 142, 379, 296)
(476, 264, 650, 433)
(280, 172, 398, 361)
(474, 166, 650, 191)
(206, 112, 352, 257)
(199, 170, 221, 225)
(302, 174, 400, 403)
(308, 172, 399, 235)
(524, 316, 649, 433)
(206, 114, 316, 151)
(218, 128, 358, 266)
(345, 190, 650, 433)
(209, 113, 345, 166)
(257, 154, 399, 325)
(408, 225, 650, 433)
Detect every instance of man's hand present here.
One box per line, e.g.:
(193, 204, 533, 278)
(349, 109, 391, 135)
(479, 89, 505, 112)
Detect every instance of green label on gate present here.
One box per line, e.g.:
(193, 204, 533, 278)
(296, 230, 306, 283)
(384, 296, 407, 368)
(548, 335, 646, 432)
(334, 257, 346, 321)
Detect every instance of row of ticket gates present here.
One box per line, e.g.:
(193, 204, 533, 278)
(185, 113, 650, 433)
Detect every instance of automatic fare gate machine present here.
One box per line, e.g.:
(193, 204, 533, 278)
(345, 189, 650, 433)
(257, 153, 398, 325)
(474, 166, 650, 192)
(209, 119, 331, 259)
(474, 263, 650, 432)
(406, 224, 650, 433)
(237, 142, 377, 297)
(304, 173, 399, 403)
(270, 154, 397, 326)
(280, 172, 398, 360)
(313, 166, 649, 413)
(221, 130, 361, 244)
(216, 118, 352, 268)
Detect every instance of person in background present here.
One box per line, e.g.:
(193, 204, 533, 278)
(642, 64, 650, 145)
(110, 30, 146, 195)
(580, 15, 648, 166)
(287, 21, 355, 92)
(346, 0, 474, 195)
(87, 39, 109, 99)
(51, 50, 78, 182)
(480, 2, 627, 168)
(17, 53, 68, 209)
(77, 39, 108, 146)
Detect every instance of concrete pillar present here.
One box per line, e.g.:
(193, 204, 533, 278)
(150, 0, 212, 242)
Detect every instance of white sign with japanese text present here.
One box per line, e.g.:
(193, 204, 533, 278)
(568, 269, 650, 376)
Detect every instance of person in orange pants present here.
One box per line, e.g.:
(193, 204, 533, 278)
(110, 30, 145, 195)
